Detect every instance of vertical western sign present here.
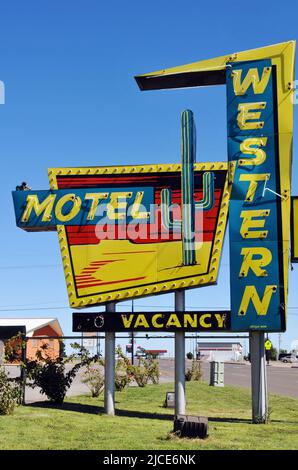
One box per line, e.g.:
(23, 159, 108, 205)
(227, 60, 285, 331)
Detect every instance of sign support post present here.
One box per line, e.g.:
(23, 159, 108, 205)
(250, 331, 268, 423)
(104, 302, 116, 415)
(175, 290, 186, 415)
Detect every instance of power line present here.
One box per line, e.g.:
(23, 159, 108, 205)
(1, 303, 298, 315)
(0, 264, 61, 270)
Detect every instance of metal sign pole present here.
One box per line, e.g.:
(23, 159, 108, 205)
(175, 290, 186, 415)
(250, 331, 268, 423)
(104, 302, 116, 415)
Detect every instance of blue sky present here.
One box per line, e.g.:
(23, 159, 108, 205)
(0, 0, 298, 356)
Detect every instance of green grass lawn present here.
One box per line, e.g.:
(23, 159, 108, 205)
(0, 382, 298, 450)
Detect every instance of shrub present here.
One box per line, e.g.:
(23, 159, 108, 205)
(131, 357, 160, 387)
(115, 346, 133, 391)
(185, 360, 202, 382)
(132, 363, 148, 387)
(26, 358, 81, 404)
(186, 352, 194, 360)
(191, 360, 203, 381)
(115, 371, 131, 391)
(0, 368, 20, 415)
(144, 357, 160, 384)
(82, 360, 105, 398)
(26, 343, 97, 404)
(4, 333, 26, 363)
(185, 368, 193, 381)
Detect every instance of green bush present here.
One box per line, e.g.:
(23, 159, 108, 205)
(132, 357, 160, 387)
(185, 368, 193, 381)
(0, 368, 20, 415)
(115, 346, 133, 391)
(132, 363, 148, 387)
(26, 343, 97, 404)
(26, 359, 81, 404)
(81, 353, 105, 398)
(185, 360, 202, 382)
(145, 357, 160, 385)
(4, 333, 25, 363)
(186, 352, 194, 360)
(82, 363, 105, 397)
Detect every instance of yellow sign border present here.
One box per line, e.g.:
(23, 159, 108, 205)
(48, 161, 234, 307)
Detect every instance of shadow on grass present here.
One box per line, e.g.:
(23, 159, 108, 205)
(28, 400, 103, 415)
(27, 401, 295, 425)
(28, 400, 174, 420)
(116, 409, 173, 421)
(208, 417, 251, 424)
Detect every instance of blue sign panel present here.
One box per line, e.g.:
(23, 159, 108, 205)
(227, 59, 285, 331)
(12, 187, 154, 230)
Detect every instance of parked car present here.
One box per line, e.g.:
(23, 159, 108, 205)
(281, 354, 298, 363)
(278, 353, 290, 361)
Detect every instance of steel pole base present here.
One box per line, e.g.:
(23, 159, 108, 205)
(175, 290, 186, 416)
(104, 303, 116, 415)
(250, 331, 268, 424)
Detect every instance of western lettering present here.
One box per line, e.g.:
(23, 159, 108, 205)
(239, 137, 268, 166)
(239, 173, 269, 202)
(232, 67, 272, 96)
(239, 247, 272, 277)
(237, 102, 266, 130)
(238, 285, 277, 316)
(240, 209, 270, 238)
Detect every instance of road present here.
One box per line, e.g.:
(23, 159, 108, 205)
(4, 359, 298, 403)
(158, 359, 298, 399)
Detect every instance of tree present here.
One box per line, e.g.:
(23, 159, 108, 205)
(59, 340, 67, 358)
(266, 346, 277, 361)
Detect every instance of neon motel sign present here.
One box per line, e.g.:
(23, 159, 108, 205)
(13, 41, 296, 332)
(13, 110, 231, 312)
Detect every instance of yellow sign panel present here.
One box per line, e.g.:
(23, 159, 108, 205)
(48, 162, 233, 307)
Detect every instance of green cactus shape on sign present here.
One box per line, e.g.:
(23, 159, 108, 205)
(161, 110, 214, 265)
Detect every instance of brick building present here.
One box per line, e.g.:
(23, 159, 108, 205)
(0, 318, 63, 361)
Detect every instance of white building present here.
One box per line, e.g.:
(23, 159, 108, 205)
(197, 342, 243, 362)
